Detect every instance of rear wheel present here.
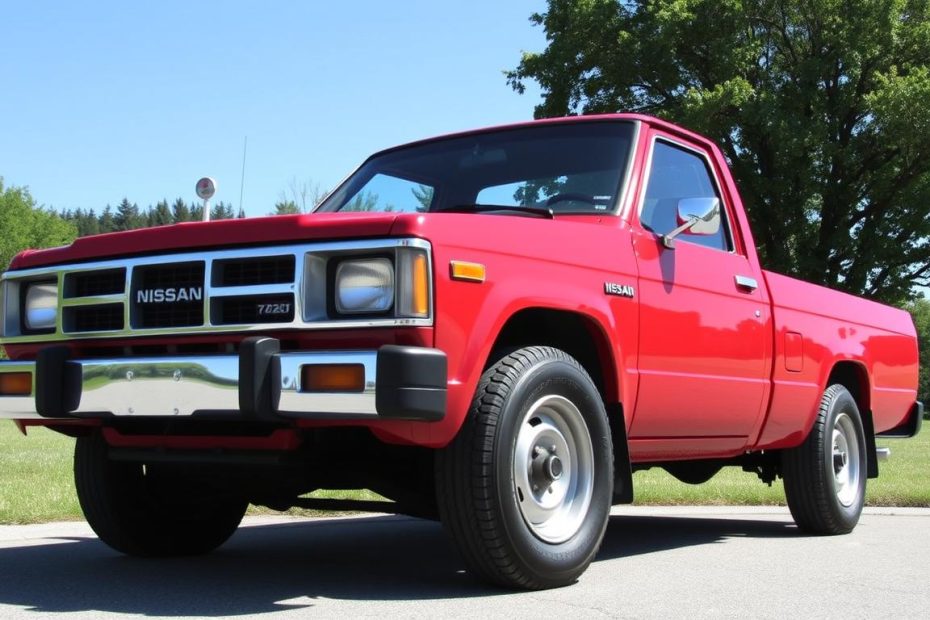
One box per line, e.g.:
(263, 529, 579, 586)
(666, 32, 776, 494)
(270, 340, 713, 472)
(437, 346, 613, 589)
(782, 384, 867, 534)
(75, 432, 248, 556)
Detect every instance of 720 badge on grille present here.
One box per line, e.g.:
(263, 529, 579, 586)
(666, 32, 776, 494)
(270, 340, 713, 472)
(257, 303, 292, 316)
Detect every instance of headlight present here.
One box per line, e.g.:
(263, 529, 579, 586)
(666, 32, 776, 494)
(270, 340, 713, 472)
(334, 258, 394, 314)
(24, 281, 58, 332)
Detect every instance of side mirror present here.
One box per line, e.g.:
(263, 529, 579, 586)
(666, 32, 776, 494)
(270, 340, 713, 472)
(661, 197, 721, 249)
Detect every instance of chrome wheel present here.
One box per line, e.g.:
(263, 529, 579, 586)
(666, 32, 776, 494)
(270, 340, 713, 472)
(513, 394, 595, 544)
(831, 412, 861, 507)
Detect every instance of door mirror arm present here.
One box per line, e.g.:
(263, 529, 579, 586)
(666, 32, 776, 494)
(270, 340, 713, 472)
(660, 197, 721, 249)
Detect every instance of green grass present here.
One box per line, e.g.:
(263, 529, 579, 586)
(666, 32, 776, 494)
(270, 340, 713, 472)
(0, 423, 81, 524)
(0, 421, 927, 524)
(632, 429, 930, 506)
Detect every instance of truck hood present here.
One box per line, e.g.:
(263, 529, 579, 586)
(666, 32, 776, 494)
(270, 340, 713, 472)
(10, 212, 399, 270)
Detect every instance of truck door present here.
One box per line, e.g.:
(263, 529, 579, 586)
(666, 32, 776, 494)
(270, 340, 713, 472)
(630, 133, 768, 441)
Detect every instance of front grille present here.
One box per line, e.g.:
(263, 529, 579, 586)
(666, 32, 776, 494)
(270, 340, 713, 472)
(65, 304, 124, 332)
(213, 294, 295, 325)
(131, 262, 205, 328)
(64, 268, 126, 298)
(213, 255, 295, 287)
(1, 239, 432, 342)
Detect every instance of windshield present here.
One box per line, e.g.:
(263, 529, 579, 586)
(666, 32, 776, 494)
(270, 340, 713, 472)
(316, 121, 635, 215)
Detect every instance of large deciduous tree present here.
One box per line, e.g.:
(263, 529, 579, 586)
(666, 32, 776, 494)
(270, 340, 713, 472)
(0, 178, 76, 271)
(508, 0, 930, 302)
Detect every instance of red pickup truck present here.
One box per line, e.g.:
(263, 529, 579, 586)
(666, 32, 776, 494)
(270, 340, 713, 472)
(0, 114, 921, 589)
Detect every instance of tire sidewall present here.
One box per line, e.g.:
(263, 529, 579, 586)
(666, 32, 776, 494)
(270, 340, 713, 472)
(492, 356, 613, 584)
(823, 389, 867, 529)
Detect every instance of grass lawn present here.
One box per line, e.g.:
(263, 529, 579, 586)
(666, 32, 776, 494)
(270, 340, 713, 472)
(0, 421, 927, 524)
(633, 428, 930, 506)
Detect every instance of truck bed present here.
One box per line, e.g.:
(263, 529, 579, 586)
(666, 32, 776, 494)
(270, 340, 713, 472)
(754, 270, 918, 449)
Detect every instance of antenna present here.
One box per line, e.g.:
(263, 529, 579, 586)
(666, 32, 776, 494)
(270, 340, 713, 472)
(239, 136, 248, 216)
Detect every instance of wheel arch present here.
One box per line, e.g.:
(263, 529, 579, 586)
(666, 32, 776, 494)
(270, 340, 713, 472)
(826, 361, 871, 414)
(825, 360, 878, 478)
(487, 307, 620, 404)
(486, 307, 633, 503)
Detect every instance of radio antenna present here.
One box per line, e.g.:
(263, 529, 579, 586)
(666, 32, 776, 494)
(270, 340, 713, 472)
(238, 136, 248, 216)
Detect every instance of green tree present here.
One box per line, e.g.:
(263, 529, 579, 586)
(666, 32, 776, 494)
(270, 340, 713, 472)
(99, 205, 115, 232)
(508, 0, 930, 303)
(114, 198, 142, 231)
(73, 208, 101, 236)
(171, 198, 192, 223)
(210, 201, 236, 220)
(150, 200, 172, 227)
(907, 297, 930, 407)
(271, 200, 300, 215)
(0, 178, 76, 271)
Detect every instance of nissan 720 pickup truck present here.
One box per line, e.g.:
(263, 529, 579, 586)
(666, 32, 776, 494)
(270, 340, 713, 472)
(0, 114, 921, 589)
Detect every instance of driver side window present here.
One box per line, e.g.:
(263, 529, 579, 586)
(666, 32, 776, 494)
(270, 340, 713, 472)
(640, 140, 732, 252)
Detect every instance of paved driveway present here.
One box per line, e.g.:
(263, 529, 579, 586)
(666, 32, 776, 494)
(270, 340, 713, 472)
(0, 506, 926, 619)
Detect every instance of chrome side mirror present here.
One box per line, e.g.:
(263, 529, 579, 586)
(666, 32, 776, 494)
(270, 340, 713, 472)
(661, 197, 721, 249)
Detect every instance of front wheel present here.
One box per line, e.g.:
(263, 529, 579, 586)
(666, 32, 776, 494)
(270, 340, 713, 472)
(436, 346, 613, 589)
(75, 432, 248, 557)
(782, 384, 867, 534)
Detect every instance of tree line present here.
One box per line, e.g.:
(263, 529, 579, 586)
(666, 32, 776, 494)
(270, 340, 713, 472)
(60, 197, 244, 237)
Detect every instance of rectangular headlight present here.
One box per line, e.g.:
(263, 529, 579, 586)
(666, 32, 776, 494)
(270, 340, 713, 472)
(334, 258, 394, 315)
(23, 281, 58, 332)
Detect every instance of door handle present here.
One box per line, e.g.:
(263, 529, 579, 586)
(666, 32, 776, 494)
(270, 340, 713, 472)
(735, 275, 758, 291)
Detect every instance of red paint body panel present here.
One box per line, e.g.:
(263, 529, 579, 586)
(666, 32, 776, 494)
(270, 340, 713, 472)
(10, 212, 398, 269)
(390, 212, 640, 447)
(4, 113, 919, 460)
(753, 270, 918, 449)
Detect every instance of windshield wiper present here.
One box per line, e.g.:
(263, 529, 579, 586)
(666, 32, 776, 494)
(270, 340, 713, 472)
(437, 204, 554, 219)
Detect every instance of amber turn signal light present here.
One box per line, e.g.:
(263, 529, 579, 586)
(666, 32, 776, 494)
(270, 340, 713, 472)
(450, 260, 486, 283)
(0, 372, 32, 396)
(301, 364, 365, 392)
(412, 253, 429, 316)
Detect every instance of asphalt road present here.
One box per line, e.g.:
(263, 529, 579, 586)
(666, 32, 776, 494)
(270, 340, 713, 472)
(0, 506, 927, 619)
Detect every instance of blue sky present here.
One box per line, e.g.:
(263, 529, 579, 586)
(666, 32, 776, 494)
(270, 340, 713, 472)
(0, 1, 545, 217)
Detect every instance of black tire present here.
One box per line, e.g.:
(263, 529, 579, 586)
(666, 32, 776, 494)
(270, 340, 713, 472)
(436, 346, 613, 589)
(74, 432, 248, 557)
(782, 384, 867, 534)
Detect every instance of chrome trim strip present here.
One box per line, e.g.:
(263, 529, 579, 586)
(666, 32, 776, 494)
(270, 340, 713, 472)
(0, 351, 380, 419)
(0, 238, 433, 343)
(208, 283, 296, 298)
(61, 294, 125, 307)
(277, 351, 378, 418)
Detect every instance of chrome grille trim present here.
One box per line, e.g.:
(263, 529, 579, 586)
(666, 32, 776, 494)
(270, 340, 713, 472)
(0, 238, 432, 343)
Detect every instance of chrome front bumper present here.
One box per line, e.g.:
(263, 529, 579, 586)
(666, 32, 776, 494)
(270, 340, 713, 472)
(0, 340, 447, 422)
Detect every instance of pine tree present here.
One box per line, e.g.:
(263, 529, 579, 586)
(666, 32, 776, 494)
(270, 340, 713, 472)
(99, 205, 115, 233)
(114, 198, 141, 231)
(211, 202, 235, 220)
(171, 198, 191, 224)
(151, 200, 172, 227)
